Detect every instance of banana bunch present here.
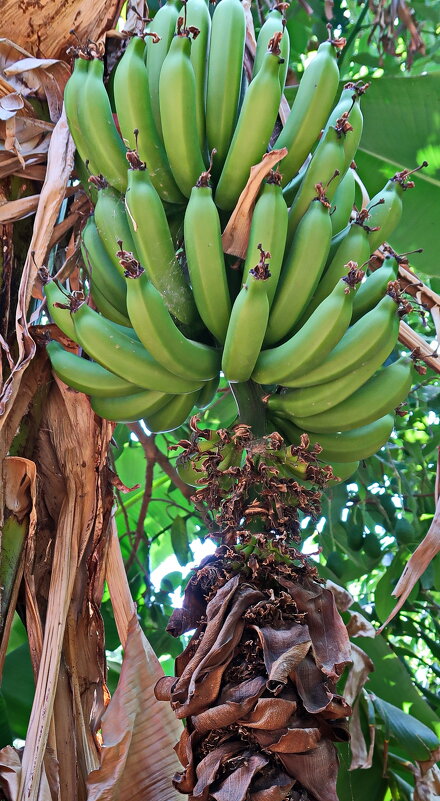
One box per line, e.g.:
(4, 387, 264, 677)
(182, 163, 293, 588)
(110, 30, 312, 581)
(45, 0, 425, 465)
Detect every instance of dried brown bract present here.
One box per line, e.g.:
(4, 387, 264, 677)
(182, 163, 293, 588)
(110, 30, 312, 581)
(157, 424, 353, 800)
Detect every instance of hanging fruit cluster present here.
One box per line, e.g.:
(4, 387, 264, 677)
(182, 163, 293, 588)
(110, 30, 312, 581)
(44, 0, 426, 482)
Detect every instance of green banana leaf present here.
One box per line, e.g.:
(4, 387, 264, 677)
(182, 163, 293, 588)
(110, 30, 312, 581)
(336, 745, 387, 801)
(371, 695, 440, 761)
(352, 628, 440, 739)
(285, 73, 440, 275)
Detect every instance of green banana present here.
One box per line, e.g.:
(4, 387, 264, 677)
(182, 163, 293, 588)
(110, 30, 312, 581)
(286, 291, 400, 388)
(273, 332, 399, 417)
(43, 279, 78, 341)
(331, 167, 355, 235)
(124, 258, 220, 381)
(291, 355, 414, 434)
(71, 301, 202, 394)
(144, 390, 201, 433)
(196, 376, 220, 410)
(365, 165, 426, 252)
(264, 187, 332, 345)
(89, 282, 131, 327)
(91, 390, 172, 423)
(77, 58, 128, 192)
(125, 161, 198, 326)
(270, 413, 395, 463)
(252, 8, 290, 90)
(113, 36, 183, 204)
(242, 171, 288, 307)
(298, 213, 371, 323)
(64, 59, 98, 175)
(81, 216, 127, 315)
(185, 0, 211, 151)
(215, 38, 283, 211)
(184, 165, 232, 342)
(46, 340, 141, 398)
(159, 29, 206, 197)
(322, 81, 367, 174)
(273, 39, 341, 187)
(256, 272, 361, 387)
(285, 119, 352, 249)
(146, 0, 180, 139)
(93, 182, 138, 277)
(222, 249, 271, 382)
(351, 253, 400, 322)
(206, 0, 246, 175)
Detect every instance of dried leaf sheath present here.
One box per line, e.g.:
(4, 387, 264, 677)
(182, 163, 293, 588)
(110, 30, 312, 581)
(156, 427, 353, 801)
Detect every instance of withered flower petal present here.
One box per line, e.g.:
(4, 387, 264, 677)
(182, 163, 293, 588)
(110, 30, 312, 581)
(279, 578, 352, 680)
(252, 623, 312, 691)
(277, 738, 339, 801)
(211, 753, 269, 801)
(192, 676, 266, 733)
(192, 741, 246, 798)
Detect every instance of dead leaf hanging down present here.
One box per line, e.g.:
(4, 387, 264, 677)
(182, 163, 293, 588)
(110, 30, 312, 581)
(0, 105, 74, 425)
(344, 644, 374, 708)
(377, 494, 440, 633)
(86, 614, 182, 801)
(0, 39, 70, 123)
(0, 745, 56, 801)
(156, 546, 353, 801)
(0, 1, 124, 61)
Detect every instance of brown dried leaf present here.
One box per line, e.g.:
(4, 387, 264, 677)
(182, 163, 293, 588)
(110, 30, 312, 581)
(0, 746, 58, 801)
(171, 580, 264, 718)
(192, 676, 266, 733)
(349, 698, 374, 771)
(211, 754, 268, 801)
(326, 579, 354, 612)
(0, 107, 74, 421)
(86, 614, 183, 801)
(344, 644, 374, 706)
(277, 738, 339, 801)
(346, 611, 376, 639)
(377, 495, 440, 633)
(0, 91, 24, 120)
(280, 577, 352, 680)
(18, 380, 112, 801)
(252, 623, 311, 691)
(0, 1, 124, 60)
(222, 148, 288, 259)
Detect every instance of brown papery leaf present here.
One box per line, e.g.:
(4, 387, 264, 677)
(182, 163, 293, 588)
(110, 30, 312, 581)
(326, 579, 354, 612)
(344, 644, 374, 706)
(239, 695, 297, 731)
(250, 767, 295, 801)
(0, 1, 124, 60)
(280, 577, 352, 679)
(346, 610, 376, 638)
(0, 746, 55, 801)
(191, 741, 246, 799)
(278, 738, 339, 801)
(0, 107, 74, 421)
(252, 623, 311, 690)
(349, 698, 374, 771)
(212, 754, 269, 801)
(86, 614, 183, 801)
(222, 148, 288, 259)
(192, 676, 266, 733)
(170, 578, 264, 718)
(377, 494, 440, 632)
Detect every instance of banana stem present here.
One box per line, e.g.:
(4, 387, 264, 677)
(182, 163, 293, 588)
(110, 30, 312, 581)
(229, 380, 266, 436)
